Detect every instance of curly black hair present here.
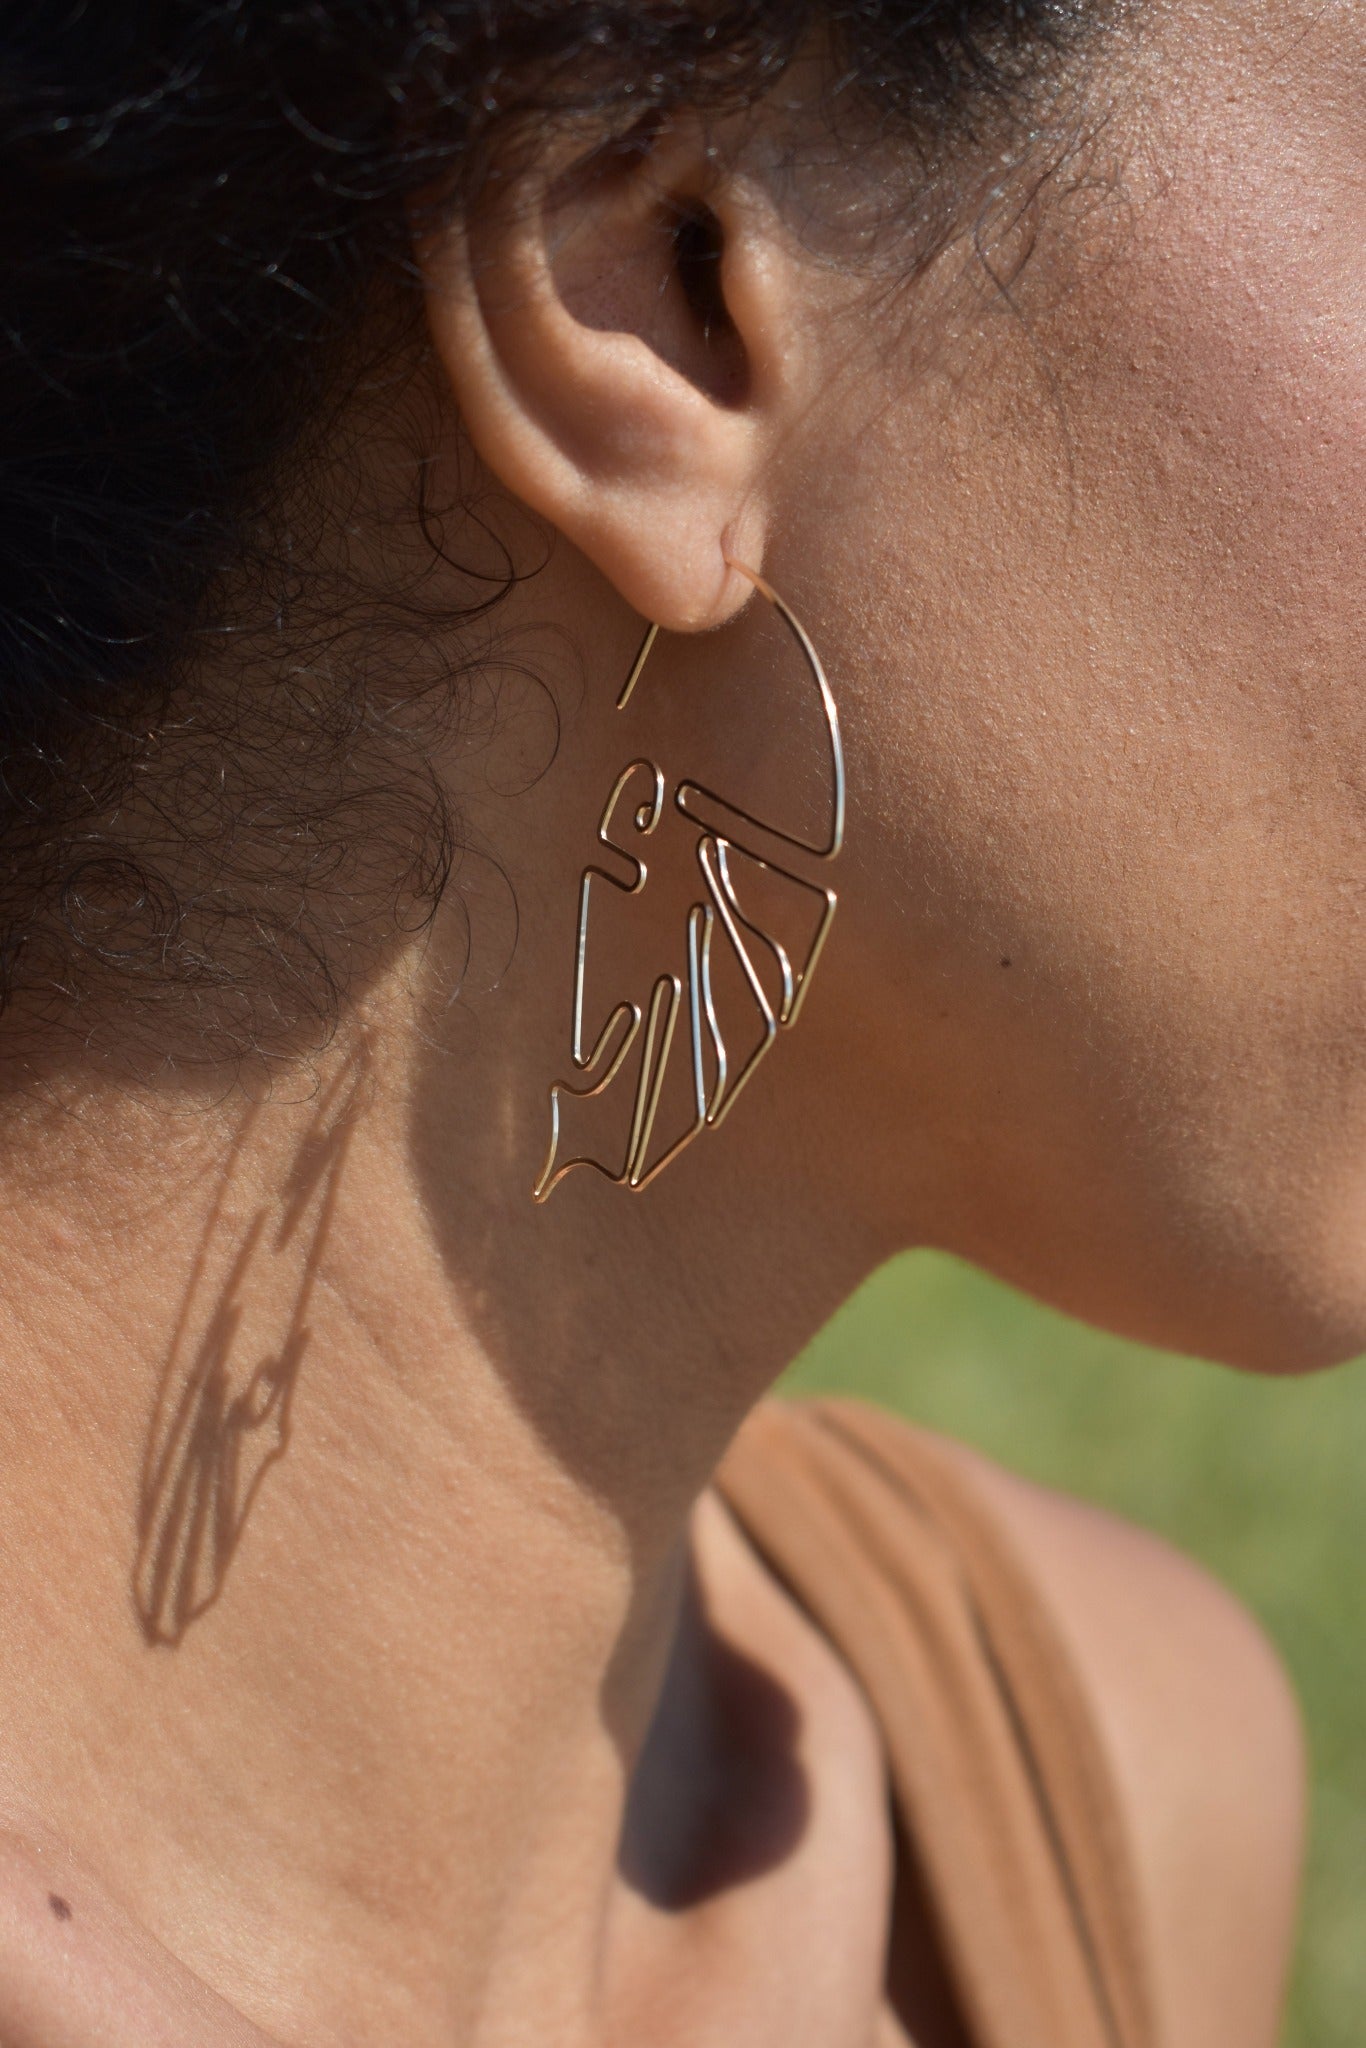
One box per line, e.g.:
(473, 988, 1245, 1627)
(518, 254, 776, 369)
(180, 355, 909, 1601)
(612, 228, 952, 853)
(0, 0, 1094, 1066)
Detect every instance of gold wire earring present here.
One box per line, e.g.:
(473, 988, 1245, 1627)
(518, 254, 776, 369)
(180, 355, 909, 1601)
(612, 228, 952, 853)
(533, 559, 845, 1202)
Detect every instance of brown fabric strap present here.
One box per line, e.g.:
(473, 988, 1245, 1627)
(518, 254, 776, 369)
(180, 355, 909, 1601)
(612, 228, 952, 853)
(715, 1398, 1156, 2048)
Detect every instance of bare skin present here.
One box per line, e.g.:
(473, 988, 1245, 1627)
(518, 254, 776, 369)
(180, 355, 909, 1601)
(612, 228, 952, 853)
(0, 0, 1343, 2041)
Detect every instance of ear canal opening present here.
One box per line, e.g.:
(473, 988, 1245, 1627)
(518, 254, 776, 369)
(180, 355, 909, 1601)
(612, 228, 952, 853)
(671, 201, 748, 407)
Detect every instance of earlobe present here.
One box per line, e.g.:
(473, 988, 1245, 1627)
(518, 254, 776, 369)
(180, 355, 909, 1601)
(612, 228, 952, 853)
(414, 132, 802, 632)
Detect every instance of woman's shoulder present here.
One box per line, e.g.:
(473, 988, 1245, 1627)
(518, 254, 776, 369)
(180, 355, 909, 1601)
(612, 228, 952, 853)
(914, 1417, 1305, 2048)
(717, 1397, 1305, 2048)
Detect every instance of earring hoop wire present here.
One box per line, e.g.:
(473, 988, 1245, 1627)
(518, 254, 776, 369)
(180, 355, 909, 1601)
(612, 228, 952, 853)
(533, 559, 844, 1201)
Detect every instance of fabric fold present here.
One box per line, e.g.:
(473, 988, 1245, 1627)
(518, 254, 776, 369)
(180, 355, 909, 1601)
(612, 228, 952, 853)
(715, 1398, 1155, 2048)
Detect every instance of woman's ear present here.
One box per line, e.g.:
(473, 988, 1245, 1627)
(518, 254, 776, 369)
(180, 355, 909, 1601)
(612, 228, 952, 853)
(413, 123, 810, 631)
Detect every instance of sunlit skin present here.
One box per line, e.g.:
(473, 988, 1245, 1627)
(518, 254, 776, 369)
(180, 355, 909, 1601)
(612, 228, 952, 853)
(0, 2, 1342, 2043)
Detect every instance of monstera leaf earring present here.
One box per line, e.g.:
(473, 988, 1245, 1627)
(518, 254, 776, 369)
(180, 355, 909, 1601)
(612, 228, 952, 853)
(533, 560, 845, 1202)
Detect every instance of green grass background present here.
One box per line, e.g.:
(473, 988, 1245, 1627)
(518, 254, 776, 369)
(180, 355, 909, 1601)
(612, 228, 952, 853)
(781, 1251, 1365, 2048)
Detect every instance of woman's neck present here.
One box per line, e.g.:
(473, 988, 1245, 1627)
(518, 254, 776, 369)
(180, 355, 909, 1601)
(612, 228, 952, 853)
(0, 995, 887, 2044)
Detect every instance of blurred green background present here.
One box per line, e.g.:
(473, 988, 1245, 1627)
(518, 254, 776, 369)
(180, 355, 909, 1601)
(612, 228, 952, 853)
(780, 1250, 1365, 2048)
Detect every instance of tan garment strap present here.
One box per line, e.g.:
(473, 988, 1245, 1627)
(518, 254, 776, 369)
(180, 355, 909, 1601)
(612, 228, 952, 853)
(715, 1399, 1155, 2048)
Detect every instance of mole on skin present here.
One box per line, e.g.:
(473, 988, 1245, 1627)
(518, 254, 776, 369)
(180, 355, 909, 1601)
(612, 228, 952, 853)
(47, 1893, 71, 1921)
